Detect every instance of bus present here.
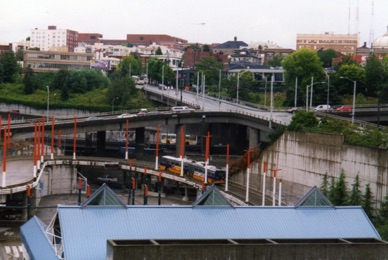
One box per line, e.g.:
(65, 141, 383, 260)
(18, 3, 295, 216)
(160, 134, 197, 145)
(132, 75, 145, 85)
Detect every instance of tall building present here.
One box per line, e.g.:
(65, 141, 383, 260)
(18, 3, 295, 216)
(296, 32, 358, 55)
(30, 25, 78, 52)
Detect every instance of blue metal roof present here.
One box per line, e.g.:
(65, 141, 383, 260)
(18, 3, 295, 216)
(57, 205, 380, 260)
(20, 216, 58, 260)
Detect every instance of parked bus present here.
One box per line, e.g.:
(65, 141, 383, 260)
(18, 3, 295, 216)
(160, 134, 197, 145)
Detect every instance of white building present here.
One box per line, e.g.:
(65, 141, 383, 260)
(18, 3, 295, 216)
(30, 25, 78, 52)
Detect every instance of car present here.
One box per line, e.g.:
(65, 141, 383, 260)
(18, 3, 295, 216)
(158, 84, 167, 90)
(171, 106, 195, 112)
(314, 104, 332, 111)
(85, 116, 98, 121)
(117, 113, 136, 118)
(287, 107, 299, 113)
(137, 108, 148, 116)
(335, 105, 352, 112)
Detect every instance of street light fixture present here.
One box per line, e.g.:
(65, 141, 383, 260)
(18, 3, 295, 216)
(305, 81, 325, 111)
(237, 68, 250, 104)
(111, 97, 119, 113)
(340, 76, 357, 124)
(46, 86, 49, 123)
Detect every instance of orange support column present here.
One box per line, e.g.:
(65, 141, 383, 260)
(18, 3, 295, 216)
(51, 116, 54, 159)
(73, 116, 77, 160)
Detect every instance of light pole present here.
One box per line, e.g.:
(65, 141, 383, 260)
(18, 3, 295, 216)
(218, 69, 221, 107)
(237, 68, 250, 104)
(324, 70, 330, 111)
(111, 97, 118, 113)
(305, 81, 325, 111)
(269, 75, 274, 128)
(340, 76, 357, 124)
(46, 86, 49, 123)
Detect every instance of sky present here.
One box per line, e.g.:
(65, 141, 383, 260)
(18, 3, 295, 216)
(1, 0, 387, 49)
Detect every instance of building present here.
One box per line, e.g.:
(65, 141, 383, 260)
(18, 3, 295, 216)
(296, 32, 358, 56)
(30, 25, 79, 52)
(125, 34, 188, 48)
(78, 33, 103, 45)
(355, 26, 388, 64)
(212, 37, 249, 56)
(23, 50, 93, 72)
(20, 185, 386, 259)
(261, 48, 294, 66)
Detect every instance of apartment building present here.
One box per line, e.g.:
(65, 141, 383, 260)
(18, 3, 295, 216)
(24, 50, 93, 72)
(296, 32, 358, 55)
(30, 25, 79, 52)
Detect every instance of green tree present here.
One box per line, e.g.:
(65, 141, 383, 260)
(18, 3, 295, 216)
(337, 64, 366, 96)
(23, 66, 35, 94)
(53, 69, 70, 92)
(348, 175, 363, 205)
(0, 51, 20, 83)
(287, 111, 318, 131)
(203, 44, 210, 52)
(362, 184, 374, 221)
(332, 169, 348, 206)
(118, 55, 142, 77)
(156, 47, 163, 55)
(268, 53, 284, 67)
(317, 49, 339, 68)
(328, 176, 336, 203)
(106, 76, 136, 109)
(147, 58, 174, 85)
(320, 172, 330, 197)
(365, 54, 385, 96)
(61, 84, 69, 101)
(68, 71, 87, 93)
(281, 49, 324, 106)
(378, 195, 388, 225)
(195, 56, 224, 86)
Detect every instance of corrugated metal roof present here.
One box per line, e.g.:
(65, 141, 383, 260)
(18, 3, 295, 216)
(20, 216, 58, 260)
(57, 205, 380, 260)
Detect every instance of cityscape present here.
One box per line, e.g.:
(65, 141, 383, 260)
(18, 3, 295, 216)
(1, 0, 388, 259)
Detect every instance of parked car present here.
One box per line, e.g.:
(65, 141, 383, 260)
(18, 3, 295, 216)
(137, 108, 148, 116)
(287, 107, 300, 113)
(117, 113, 136, 118)
(158, 84, 167, 90)
(335, 105, 352, 112)
(171, 106, 195, 112)
(314, 104, 332, 111)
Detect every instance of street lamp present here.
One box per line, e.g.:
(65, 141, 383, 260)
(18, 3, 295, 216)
(236, 68, 250, 104)
(340, 76, 357, 124)
(46, 86, 49, 123)
(305, 81, 325, 111)
(324, 70, 330, 111)
(111, 97, 119, 113)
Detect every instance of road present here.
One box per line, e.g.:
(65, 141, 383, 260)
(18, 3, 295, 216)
(142, 84, 294, 126)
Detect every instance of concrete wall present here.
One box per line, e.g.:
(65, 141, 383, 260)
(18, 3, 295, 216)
(39, 165, 77, 196)
(232, 131, 388, 206)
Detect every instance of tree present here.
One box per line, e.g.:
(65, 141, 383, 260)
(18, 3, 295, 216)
(23, 66, 35, 94)
(156, 47, 163, 55)
(287, 111, 318, 131)
(195, 56, 224, 86)
(365, 54, 386, 96)
(320, 172, 330, 197)
(106, 76, 136, 109)
(268, 53, 283, 67)
(348, 175, 363, 205)
(362, 184, 374, 221)
(337, 64, 366, 96)
(378, 195, 388, 225)
(281, 49, 324, 106)
(317, 49, 339, 68)
(328, 176, 336, 203)
(202, 44, 210, 52)
(0, 51, 20, 83)
(118, 55, 142, 77)
(331, 169, 348, 206)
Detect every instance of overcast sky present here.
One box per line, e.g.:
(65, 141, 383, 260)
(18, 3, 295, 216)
(1, 0, 387, 49)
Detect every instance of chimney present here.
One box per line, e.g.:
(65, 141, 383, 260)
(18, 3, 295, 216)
(48, 25, 57, 30)
(234, 36, 237, 41)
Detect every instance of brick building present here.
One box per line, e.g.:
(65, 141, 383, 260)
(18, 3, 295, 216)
(296, 32, 358, 56)
(30, 25, 79, 52)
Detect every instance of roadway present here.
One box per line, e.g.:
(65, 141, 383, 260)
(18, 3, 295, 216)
(141, 84, 294, 126)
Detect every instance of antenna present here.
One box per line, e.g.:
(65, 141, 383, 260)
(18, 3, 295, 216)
(369, 0, 375, 47)
(355, 0, 359, 38)
(348, 0, 351, 34)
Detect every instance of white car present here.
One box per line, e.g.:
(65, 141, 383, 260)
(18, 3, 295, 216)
(314, 104, 332, 111)
(117, 113, 136, 118)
